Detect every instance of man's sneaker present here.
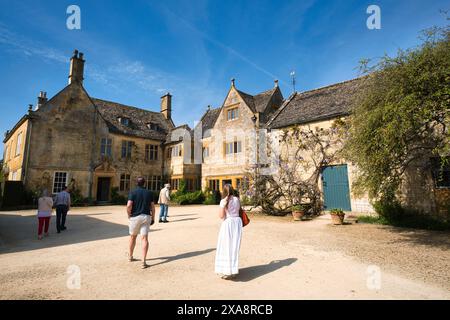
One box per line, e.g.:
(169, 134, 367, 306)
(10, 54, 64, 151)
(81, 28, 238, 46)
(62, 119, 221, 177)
(163, 220, 169, 223)
(159, 219, 163, 223)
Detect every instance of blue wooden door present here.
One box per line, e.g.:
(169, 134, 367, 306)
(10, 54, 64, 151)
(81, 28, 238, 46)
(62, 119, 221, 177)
(322, 165, 351, 211)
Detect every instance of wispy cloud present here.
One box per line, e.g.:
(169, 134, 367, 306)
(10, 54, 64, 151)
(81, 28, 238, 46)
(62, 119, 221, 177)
(0, 23, 222, 127)
(0, 23, 67, 63)
(159, 5, 287, 85)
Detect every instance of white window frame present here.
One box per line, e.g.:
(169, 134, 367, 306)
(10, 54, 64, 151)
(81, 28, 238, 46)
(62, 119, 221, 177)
(53, 172, 68, 194)
(227, 107, 239, 121)
(171, 145, 182, 158)
(15, 132, 23, 156)
(225, 141, 242, 155)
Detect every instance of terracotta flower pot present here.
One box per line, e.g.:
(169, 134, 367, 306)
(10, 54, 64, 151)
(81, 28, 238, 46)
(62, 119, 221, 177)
(292, 210, 305, 221)
(330, 214, 345, 225)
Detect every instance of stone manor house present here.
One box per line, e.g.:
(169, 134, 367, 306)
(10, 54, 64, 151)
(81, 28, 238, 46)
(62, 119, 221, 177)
(2, 50, 448, 214)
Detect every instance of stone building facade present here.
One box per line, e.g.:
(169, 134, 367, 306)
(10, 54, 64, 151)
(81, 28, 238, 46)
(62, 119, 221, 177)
(2, 50, 448, 214)
(2, 50, 200, 202)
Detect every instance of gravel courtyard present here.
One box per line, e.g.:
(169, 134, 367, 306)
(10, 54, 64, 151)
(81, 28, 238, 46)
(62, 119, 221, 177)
(0, 205, 449, 300)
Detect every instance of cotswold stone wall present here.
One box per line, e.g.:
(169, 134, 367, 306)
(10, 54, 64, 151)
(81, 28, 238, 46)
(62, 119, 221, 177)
(26, 83, 107, 197)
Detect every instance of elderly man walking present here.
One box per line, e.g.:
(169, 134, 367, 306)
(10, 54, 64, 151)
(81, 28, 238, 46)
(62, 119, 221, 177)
(127, 176, 155, 269)
(55, 186, 71, 233)
(158, 183, 171, 223)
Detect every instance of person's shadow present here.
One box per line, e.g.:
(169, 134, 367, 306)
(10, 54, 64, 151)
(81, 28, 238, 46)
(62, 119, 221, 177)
(146, 248, 215, 267)
(233, 258, 298, 282)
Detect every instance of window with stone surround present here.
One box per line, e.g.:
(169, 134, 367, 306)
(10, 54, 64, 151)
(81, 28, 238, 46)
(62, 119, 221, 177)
(145, 144, 159, 161)
(121, 141, 133, 159)
(53, 172, 68, 194)
(169, 145, 182, 158)
(15, 132, 22, 156)
(225, 141, 242, 155)
(120, 174, 131, 191)
(101, 138, 112, 157)
(227, 107, 239, 121)
(208, 179, 220, 191)
(145, 175, 161, 191)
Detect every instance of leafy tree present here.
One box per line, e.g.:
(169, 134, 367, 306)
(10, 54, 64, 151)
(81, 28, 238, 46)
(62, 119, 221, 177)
(344, 24, 449, 203)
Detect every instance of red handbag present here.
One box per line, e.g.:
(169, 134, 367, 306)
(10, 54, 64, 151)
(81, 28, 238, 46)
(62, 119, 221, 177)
(239, 208, 250, 227)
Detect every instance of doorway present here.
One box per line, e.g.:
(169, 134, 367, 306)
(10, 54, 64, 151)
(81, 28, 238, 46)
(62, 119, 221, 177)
(97, 177, 111, 202)
(321, 165, 351, 211)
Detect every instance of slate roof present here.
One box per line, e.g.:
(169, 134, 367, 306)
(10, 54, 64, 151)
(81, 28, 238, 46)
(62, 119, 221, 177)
(267, 77, 364, 129)
(196, 107, 221, 138)
(92, 98, 174, 141)
(236, 86, 284, 124)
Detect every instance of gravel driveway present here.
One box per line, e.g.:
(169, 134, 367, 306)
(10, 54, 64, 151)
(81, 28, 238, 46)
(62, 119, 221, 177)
(0, 205, 449, 299)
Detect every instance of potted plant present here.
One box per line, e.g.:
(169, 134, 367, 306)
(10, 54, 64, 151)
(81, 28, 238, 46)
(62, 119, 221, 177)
(330, 208, 345, 225)
(292, 205, 305, 221)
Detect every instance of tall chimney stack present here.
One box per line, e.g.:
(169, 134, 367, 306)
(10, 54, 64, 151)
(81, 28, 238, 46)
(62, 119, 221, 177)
(160, 93, 172, 120)
(68, 49, 85, 85)
(36, 91, 47, 110)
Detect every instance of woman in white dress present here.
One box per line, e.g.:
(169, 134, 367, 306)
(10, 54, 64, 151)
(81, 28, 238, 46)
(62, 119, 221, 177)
(215, 184, 243, 279)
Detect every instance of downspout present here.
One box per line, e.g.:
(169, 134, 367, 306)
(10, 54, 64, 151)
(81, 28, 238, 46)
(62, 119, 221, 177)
(22, 116, 32, 187)
(88, 102, 98, 203)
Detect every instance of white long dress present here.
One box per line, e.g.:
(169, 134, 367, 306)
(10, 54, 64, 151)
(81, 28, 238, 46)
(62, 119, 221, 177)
(215, 196, 243, 276)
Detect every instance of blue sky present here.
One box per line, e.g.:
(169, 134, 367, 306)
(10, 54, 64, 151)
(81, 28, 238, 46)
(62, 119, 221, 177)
(0, 0, 448, 154)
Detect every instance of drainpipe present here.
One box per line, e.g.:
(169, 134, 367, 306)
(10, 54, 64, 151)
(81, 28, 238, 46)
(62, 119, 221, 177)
(88, 103, 98, 203)
(22, 113, 33, 187)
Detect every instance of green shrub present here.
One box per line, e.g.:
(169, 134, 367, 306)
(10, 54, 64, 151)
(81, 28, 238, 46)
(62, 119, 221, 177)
(329, 208, 345, 216)
(174, 190, 205, 205)
(203, 188, 218, 205)
(203, 189, 222, 205)
(111, 187, 127, 205)
(372, 200, 450, 231)
(70, 188, 90, 206)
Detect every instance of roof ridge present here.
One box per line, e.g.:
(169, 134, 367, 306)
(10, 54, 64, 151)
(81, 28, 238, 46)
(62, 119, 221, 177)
(92, 97, 161, 115)
(254, 87, 276, 97)
(297, 76, 365, 96)
(235, 89, 254, 98)
(265, 92, 298, 127)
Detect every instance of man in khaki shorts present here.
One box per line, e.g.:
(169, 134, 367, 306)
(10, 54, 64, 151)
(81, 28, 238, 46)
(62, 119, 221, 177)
(127, 177, 155, 269)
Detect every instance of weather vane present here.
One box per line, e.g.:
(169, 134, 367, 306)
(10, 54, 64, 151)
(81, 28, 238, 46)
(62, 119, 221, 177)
(290, 70, 296, 93)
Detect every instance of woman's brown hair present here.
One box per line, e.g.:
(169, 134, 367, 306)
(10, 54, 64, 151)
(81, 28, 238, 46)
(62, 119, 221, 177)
(222, 184, 234, 208)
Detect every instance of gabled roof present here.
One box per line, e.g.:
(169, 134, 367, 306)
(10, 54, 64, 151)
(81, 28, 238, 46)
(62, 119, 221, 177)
(92, 98, 174, 141)
(267, 77, 364, 129)
(196, 107, 221, 138)
(165, 124, 193, 144)
(235, 86, 284, 123)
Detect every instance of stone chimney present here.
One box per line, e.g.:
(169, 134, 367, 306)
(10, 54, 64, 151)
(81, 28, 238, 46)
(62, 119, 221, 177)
(160, 93, 172, 120)
(274, 79, 279, 87)
(68, 49, 85, 85)
(36, 91, 47, 110)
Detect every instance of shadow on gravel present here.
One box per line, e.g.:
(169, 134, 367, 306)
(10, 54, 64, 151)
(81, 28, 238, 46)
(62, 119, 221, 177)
(234, 258, 298, 282)
(147, 248, 216, 267)
(375, 225, 450, 249)
(0, 213, 130, 254)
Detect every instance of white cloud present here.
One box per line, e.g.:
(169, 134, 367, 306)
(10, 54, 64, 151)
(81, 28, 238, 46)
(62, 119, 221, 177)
(0, 23, 67, 63)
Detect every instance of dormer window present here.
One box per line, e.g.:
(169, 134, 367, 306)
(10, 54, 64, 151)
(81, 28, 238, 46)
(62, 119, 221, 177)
(147, 123, 160, 131)
(118, 117, 130, 126)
